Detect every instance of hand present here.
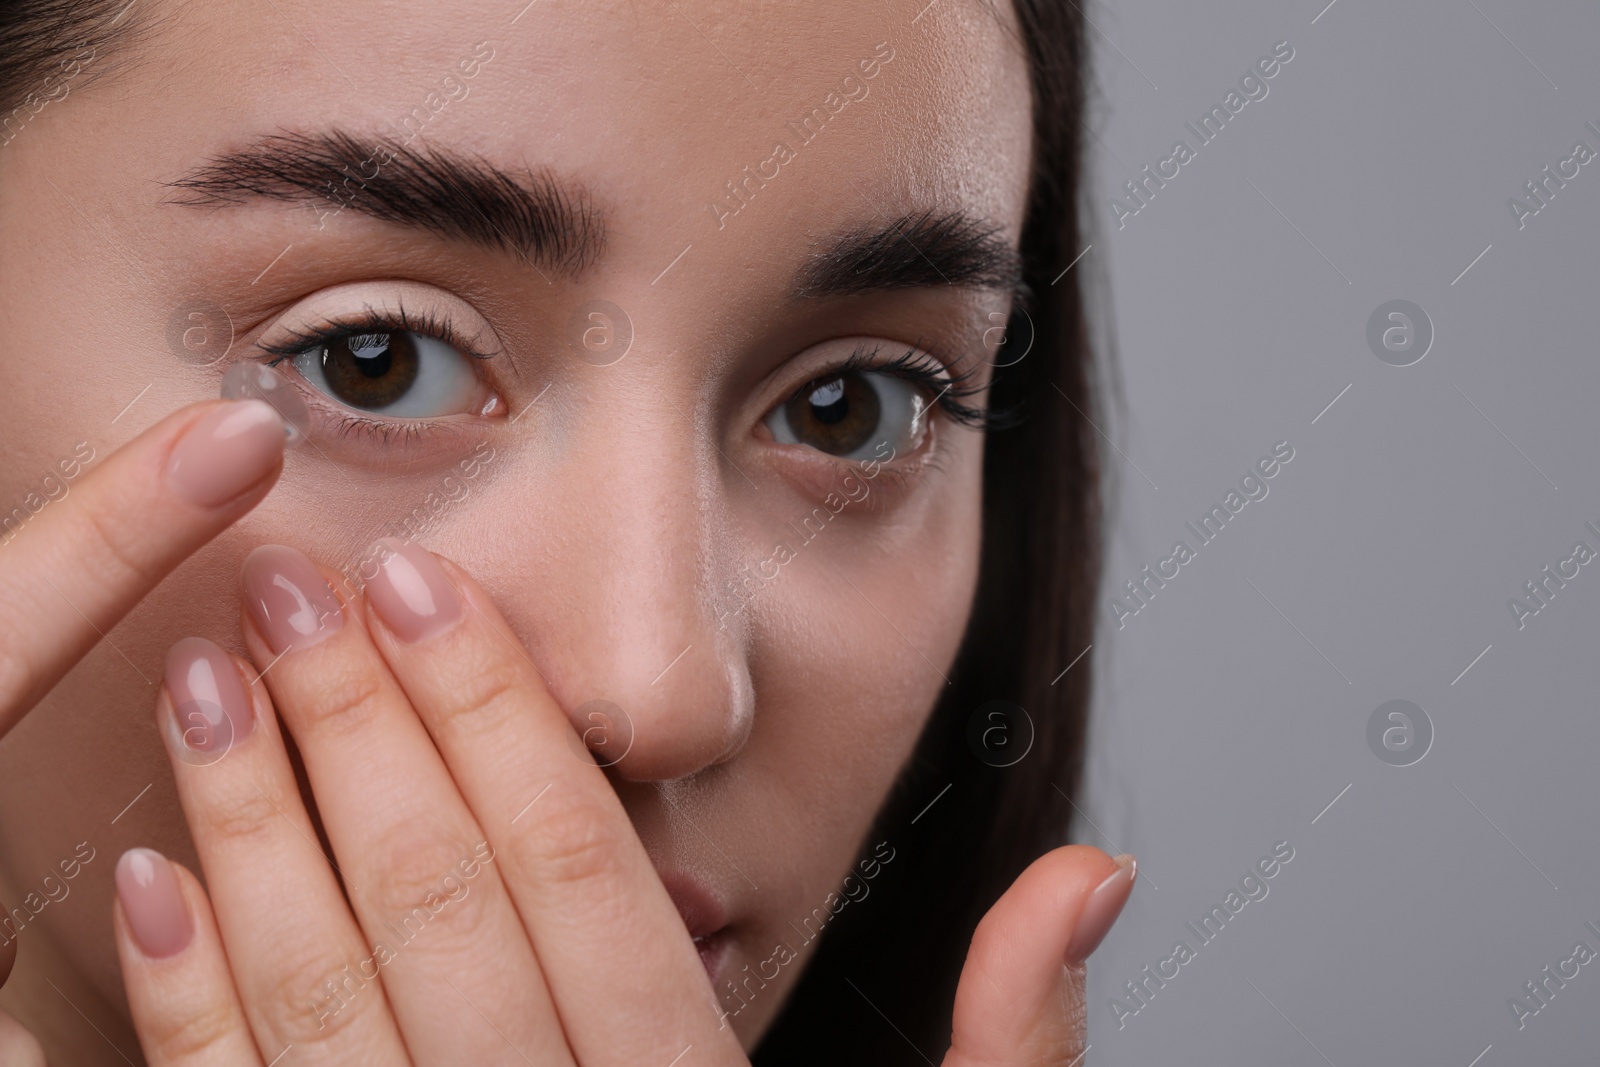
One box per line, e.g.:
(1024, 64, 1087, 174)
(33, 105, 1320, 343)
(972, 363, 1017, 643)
(945, 846, 1136, 1066)
(0, 397, 288, 1064)
(112, 539, 1133, 1066)
(115, 539, 748, 1065)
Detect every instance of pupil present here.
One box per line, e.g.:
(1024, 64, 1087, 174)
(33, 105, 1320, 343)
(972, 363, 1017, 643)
(321, 329, 420, 409)
(347, 333, 393, 377)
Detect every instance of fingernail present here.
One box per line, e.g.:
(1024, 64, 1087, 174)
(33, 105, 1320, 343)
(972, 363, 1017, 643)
(166, 399, 287, 507)
(1064, 853, 1137, 963)
(116, 849, 192, 959)
(164, 637, 254, 754)
(364, 538, 462, 643)
(242, 544, 343, 654)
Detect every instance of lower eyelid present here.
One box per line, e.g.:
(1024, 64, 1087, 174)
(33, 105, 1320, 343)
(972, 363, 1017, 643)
(329, 412, 432, 446)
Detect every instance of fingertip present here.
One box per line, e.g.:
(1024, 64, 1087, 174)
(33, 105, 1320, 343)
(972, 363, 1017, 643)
(238, 544, 348, 656)
(114, 848, 194, 960)
(1064, 851, 1137, 964)
(116, 853, 265, 1066)
(113, 852, 213, 968)
(950, 845, 1130, 1061)
(361, 538, 465, 645)
(165, 399, 289, 510)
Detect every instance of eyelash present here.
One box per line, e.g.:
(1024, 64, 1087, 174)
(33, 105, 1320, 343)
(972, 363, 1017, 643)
(257, 300, 500, 364)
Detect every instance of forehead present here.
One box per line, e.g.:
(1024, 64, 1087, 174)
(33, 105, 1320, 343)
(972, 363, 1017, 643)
(137, 0, 1033, 248)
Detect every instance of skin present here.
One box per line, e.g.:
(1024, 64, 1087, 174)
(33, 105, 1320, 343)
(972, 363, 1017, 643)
(0, 0, 1131, 1062)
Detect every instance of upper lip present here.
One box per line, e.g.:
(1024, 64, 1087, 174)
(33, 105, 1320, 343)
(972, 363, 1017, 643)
(657, 870, 729, 941)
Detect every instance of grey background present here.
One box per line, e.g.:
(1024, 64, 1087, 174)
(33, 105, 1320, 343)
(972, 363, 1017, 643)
(1076, 0, 1600, 1063)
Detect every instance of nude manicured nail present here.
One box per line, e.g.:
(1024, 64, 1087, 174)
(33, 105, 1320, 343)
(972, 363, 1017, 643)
(364, 538, 463, 643)
(164, 636, 254, 754)
(166, 399, 287, 507)
(116, 849, 192, 959)
(242, 544, 343, 654)
(1064, 854, 1137, 963)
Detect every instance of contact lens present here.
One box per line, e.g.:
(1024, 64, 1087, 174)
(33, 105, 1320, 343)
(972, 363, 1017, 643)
(221, 363, 310, 445)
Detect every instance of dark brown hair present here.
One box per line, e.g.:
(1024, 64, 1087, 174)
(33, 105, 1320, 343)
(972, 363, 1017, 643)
(754, 2, 1100, 1061)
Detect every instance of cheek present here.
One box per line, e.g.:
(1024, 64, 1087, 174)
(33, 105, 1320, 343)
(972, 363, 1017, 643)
(717, 438, 982, 1018)
(758, 437, 985, 799)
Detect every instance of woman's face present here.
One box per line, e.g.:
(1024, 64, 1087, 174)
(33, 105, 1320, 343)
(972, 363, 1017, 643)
(0, 0, 1030, 1045)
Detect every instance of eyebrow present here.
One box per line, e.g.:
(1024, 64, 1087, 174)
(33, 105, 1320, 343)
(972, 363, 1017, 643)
(165, 131, 1023, 302)
(794, 208, 1026, 303)
(164, 130, 604, 274)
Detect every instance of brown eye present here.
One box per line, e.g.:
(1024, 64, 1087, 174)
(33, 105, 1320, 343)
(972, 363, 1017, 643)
(286, 326, 484, 418)
(767, 370, 928, 460)
(319, 331, 419, 409)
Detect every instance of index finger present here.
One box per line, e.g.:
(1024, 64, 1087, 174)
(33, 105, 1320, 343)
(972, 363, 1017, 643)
(0, 397, 287, 734)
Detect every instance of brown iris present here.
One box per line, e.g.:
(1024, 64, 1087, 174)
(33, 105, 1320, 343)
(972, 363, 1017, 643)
(782, 374, 882, 456)
(319, 331, 420, 409)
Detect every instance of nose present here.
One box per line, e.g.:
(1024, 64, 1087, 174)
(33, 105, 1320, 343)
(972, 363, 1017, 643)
(496, 397, 756, 783)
